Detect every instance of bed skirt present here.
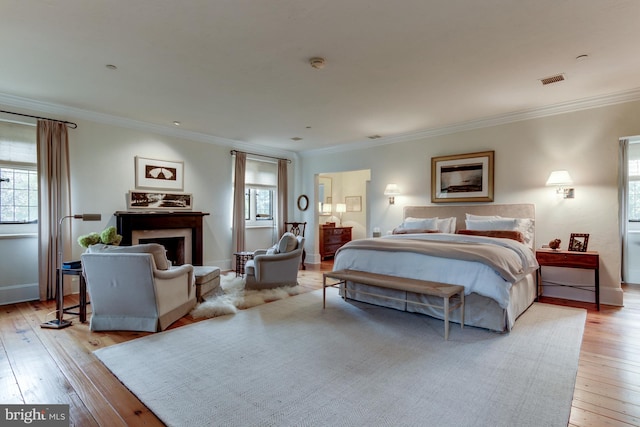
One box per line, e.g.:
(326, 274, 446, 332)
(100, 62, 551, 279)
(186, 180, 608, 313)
(341, 273, 537, 333)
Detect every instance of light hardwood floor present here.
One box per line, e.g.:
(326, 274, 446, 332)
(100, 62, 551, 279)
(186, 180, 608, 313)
(1, 263, 639, 426)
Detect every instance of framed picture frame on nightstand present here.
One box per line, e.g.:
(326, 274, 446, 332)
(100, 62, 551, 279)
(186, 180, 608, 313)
(568, 233, 589, 252)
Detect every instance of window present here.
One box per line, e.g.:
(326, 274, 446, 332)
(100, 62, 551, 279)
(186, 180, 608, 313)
(0, 166, 38, 223)
(244, 158, 277, 227)
(0, 121, 37, 224)
(245, 187, 275, 225)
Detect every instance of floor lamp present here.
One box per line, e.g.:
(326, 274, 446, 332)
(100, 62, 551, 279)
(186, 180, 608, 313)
(41, 213, 102, 329)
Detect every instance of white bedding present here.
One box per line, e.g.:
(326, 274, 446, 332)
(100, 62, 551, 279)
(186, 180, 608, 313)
(333, 233, 539, 309)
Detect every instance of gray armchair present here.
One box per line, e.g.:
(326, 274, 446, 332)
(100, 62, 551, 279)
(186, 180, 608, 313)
(81, 243, 196, 332)
(245, 233, 305, 290)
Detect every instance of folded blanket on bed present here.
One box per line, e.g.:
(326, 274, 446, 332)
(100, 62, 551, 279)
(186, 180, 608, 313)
(337, 235, 536, 283)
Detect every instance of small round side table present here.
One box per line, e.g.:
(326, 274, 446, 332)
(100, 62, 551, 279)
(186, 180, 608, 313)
(233, 251, 254, 277)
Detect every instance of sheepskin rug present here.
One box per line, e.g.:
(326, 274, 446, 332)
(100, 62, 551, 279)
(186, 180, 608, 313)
(190, 273, 305, 319)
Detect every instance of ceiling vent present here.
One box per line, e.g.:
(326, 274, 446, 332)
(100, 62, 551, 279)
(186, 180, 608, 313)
(539, 74, 565, 86)
(290, 137, 303, 141)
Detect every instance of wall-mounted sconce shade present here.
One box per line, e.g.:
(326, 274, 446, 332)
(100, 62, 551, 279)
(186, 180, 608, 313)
(335, 203, 346, 225)
(546, 170, 574, 199)
(384, 184, 401, 205)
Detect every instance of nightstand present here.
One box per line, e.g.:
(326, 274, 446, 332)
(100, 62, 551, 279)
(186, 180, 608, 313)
(535, 248, 600, 310)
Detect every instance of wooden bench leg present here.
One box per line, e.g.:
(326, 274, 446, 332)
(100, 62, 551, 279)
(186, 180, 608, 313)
(323, 276, 327, 309)
(444, 296, 450, 340)
(460, 291, 465, 330)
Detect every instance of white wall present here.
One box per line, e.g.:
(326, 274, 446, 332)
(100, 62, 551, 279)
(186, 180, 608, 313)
(300, 100, 640, 307)
(0, 234, 38, 303)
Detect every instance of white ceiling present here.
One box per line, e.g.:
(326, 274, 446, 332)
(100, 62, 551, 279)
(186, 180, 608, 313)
(2, 0, 640, 153)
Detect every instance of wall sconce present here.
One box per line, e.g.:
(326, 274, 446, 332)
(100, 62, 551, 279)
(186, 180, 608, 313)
(41, 213, 102, 329)
(335, 203, 346, 226)
(384, 184, 401, 205)
(546, 170, 574, 199)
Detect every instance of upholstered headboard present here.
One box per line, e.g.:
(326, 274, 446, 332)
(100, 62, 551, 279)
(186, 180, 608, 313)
(403, 204, 535, 245)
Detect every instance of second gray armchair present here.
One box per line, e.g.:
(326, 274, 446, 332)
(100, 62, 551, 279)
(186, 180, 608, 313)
(244, 233, 305, 290)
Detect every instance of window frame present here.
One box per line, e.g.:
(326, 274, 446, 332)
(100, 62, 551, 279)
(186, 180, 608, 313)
(0, 161, 38, 224)
(629, 159, 640, 222)
(245, 185, 275, 227)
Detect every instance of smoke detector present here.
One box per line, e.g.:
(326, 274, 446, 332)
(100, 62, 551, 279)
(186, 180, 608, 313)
(309, 57, 326, 69)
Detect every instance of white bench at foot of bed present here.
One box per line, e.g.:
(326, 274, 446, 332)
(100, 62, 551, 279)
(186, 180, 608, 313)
(323, 269, 465, 340)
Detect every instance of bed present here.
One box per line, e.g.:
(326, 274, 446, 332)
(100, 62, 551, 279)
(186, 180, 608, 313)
(332, 203, 539, 332)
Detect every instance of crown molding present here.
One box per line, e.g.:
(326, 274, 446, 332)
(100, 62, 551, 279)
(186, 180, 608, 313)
(2, 87, 639, 160)
(300, 87, 640, 157)
(0, 92, 296, 160)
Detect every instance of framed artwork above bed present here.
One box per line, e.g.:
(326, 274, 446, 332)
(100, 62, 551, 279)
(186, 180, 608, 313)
(431, 151, 494, 203)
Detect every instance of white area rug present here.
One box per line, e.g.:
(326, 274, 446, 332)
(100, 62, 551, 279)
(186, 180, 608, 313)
(96, 290, 586, 427)
(190, 273, 305, 319)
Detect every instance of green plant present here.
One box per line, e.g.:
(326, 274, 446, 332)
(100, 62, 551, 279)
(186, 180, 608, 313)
(78, 226, 123, 248)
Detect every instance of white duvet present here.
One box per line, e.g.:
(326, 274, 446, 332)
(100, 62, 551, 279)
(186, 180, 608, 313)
(332, 233, 539, 309)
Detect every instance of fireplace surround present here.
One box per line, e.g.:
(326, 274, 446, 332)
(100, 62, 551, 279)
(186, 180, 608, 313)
(115, 211, 209, 266)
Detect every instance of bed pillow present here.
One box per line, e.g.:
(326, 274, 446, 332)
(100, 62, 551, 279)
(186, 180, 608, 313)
(466, 214, 534, 248)
(465, 213, 499, 221)
(465, 218, 518, 231)
(457, 229, 525, 243)
(436, 217, 457, 233)
(392, 227, 439, 234)
(400, 217, 439, 231)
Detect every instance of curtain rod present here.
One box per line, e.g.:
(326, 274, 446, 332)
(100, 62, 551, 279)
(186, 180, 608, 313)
(230, 149, 291, 163)
(0, 109, 78, 129)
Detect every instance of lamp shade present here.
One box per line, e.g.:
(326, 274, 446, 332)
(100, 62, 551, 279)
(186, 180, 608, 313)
(335, 203, 346, 213)
(546, 170, 573, 186)
(322, 203, 333, 213)
(384, 183, 400, 195)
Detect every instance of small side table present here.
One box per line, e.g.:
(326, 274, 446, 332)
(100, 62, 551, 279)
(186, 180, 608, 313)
(56, 267, 88, 322)
(536, 249, 600, 310)
(233, 251, 254, 277)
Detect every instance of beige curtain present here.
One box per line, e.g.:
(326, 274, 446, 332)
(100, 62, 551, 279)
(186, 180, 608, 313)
(232, 152, 246, 269)
(277, 159, 288, 237)
(37, 120, 71, 300)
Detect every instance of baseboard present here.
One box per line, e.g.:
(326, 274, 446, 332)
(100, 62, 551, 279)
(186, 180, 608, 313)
(600, 286, 624, 307)
(0, 283, 39, 305)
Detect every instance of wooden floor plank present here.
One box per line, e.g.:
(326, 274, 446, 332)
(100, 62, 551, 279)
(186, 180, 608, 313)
(0, 307, 23, 404)
(18, 304, 158, 427)
(0, 301, 97, 426)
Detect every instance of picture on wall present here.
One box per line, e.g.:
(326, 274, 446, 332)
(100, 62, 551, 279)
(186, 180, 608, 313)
(345, 196, 362, 212)
(431, 150, 494, 203)
(128, 191, 193, 210)
(135, 156, 184, 191)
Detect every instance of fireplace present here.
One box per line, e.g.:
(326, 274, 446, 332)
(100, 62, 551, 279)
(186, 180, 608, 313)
(115, 211, 209, 266)
(133, 228, 192, 265)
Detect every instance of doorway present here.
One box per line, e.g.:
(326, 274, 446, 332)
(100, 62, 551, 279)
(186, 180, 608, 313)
(315, 169, 371, 257)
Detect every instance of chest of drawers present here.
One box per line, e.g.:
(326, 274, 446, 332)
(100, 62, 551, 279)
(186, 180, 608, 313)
(319, 226, 352, 260)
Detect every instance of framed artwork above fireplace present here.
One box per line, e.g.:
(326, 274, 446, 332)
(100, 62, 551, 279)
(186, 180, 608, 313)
(135, 156, 184, 190)
(128, 190, 193, 210)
